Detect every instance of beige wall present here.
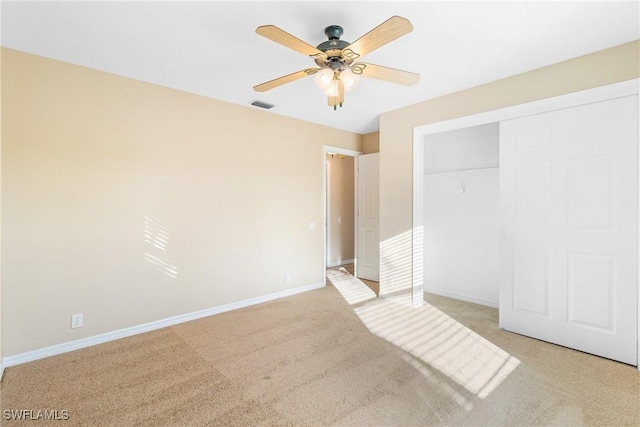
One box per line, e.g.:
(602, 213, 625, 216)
(1, 48, 361, 356)
(0, 47, 3, 376)
(378, 40, 640, 295)
(362, 132, 379, 154)
(326, 154, 355, 266)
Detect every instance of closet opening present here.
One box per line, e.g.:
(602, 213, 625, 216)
(422, 123, 500, 307)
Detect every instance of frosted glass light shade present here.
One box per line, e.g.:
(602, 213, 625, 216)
(324, 79, 340, 97)
(314, 68, 334, 90)
(340, 68, 360, 91)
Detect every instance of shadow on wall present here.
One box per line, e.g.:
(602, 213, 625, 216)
(380, 229, 414, 295)
(144, 216, 178, 279)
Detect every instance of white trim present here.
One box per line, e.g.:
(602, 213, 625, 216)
(414, 79, 639, 137)
(412, 78, 640, 367)
(0, 363, 4, 380)
(324, 146, 362, 157)
(327, 259, 355, 268)
(637, 91, 640, 371)
(2, 281, 324, 368)
(326, 158, 332, 266)
(412, 134, 424, 308)
(424, 288, 498, 309)
(353, 156, 359, 278)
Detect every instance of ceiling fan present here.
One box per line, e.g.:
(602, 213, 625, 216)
(253, 16, 420, 110)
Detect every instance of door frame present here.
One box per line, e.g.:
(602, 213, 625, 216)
(412, 78, 640, 368)
(323, 145, 362, 286)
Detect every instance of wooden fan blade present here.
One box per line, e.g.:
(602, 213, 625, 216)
(356, 63, 420, 86)
(343, 16, 413, 59)
(328, 80, 345, 107)
(253, 68, 319, 92)
(256, 25, 327, 60)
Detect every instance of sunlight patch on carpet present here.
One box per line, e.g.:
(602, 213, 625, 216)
(326, 267, 377, 305)
(355, 297, 520, 400)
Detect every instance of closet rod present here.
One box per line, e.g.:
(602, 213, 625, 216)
(424, 165, 499, 175)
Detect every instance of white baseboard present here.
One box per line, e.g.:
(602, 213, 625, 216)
(3, 281, 325, 368)
(327, 259, 355, 268)
(423, 288, 498, 309)
(0, 362, 4, 381)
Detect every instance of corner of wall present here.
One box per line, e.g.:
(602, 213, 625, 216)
(362, 131, 380, 154)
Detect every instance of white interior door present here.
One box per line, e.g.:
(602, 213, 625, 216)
(358, 153, 380, 281)
(500, 95, 638, 365)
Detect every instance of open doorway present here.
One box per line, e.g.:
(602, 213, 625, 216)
(326, 152, 356, 269)
(323, 146, 380, 295)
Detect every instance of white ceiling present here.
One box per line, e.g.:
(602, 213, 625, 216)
(2, 1, 639, 134)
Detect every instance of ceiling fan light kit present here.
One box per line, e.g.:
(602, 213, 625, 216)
(253, 16, 420, 110)
(340, 68, 360, 91)
(314, 68, 334, 90)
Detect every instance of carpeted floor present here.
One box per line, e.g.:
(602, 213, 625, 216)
(1, 268, 638, 426)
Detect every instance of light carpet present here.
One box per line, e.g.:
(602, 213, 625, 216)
(1, 269, 638, 425)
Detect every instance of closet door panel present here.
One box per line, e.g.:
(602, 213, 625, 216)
(500, 95, 638, 365)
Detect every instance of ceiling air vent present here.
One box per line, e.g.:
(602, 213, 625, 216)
(251, 100, 275, 110)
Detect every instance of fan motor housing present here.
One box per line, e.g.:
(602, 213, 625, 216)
(315, 25, 354, 68)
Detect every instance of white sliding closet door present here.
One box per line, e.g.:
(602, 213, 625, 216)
(500, 95, 638, 365)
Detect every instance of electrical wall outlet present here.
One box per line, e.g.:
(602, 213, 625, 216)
(285, 273, 291, 284)
(71, 313, 83, 329)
